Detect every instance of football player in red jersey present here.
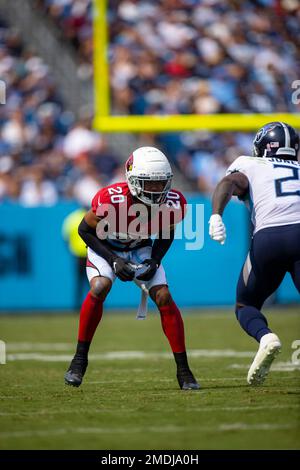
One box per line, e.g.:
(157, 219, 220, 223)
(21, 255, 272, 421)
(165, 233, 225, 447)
(64, 147, 200, 390)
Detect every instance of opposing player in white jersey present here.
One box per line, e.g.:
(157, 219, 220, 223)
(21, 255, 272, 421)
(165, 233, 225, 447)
(209, 122, 300, 385)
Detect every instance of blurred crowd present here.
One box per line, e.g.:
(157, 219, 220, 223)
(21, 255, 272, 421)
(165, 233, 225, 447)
(109, 0, 299, 118)
(0, 17, 121, 206)
(38, 0, 299, 114)
(35, 0, 93, 81)
(1, 1, 299, 204)
(36, 0, 300, 192)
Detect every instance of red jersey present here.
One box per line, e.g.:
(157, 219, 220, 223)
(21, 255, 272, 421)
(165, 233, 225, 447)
(91, 182, 186, 250)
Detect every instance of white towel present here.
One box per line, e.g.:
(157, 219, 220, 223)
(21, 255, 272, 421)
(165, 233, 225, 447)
(135, 282, 149, 320)
(130, 263, 149, 320)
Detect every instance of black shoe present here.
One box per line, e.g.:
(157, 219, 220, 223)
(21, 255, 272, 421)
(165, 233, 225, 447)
(177, 368, 200, 390)
(64, 354, 88, 387)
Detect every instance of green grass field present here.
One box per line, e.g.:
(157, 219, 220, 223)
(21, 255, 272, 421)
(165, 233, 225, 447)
(0, 308, 299, 450)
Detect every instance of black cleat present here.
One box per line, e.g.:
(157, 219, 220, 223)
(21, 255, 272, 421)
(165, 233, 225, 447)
(177, 368, 200, 390)
(64, 354, 88, 387)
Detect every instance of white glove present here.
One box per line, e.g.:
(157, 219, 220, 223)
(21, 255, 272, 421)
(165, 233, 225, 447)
(209, 214, 226, 245)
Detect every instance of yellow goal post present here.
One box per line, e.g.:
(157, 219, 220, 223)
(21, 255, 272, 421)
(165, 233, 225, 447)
(93, 0, 300, 133)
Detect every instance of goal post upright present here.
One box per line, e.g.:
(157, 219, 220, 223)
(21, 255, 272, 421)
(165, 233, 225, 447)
(93, 0, 300, 133)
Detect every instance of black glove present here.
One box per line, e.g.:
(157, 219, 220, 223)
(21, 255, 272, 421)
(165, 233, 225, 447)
(135, 259, 159, 281)
(113, 258, 135, 282)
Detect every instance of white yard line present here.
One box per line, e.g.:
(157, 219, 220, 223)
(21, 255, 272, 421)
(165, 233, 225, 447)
(4, 346, 300, 373)
(6, 343, 74, 351)
(230, 362, 300, 372)
(6, 349, 256, 362)
(0, 423, 298, 439)
(0, 404, 299, 417)
(218, 423, 296, 431)
(87, 375, 296, 384)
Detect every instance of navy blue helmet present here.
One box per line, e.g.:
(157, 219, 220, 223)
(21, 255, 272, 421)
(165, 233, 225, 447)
(253, 122, 299, 161)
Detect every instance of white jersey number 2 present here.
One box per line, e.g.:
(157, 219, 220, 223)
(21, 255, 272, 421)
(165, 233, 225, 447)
(273, 164, 300, 198)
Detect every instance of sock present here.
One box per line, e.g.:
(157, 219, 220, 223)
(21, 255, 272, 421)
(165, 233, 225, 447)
(75, 340, 90, 359)
(78, 292, 103, 343)
(159, 300, 186, 353)
(173, 351, 190, 371)
(236, 305, 271, 342)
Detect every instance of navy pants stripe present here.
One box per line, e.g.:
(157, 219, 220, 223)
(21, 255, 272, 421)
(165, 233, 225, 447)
(237, 223, 300, 309)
